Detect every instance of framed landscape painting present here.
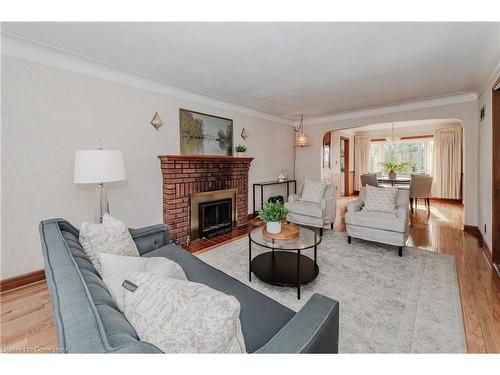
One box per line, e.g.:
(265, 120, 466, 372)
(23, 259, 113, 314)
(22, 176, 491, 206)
(179, 109, 233, 156)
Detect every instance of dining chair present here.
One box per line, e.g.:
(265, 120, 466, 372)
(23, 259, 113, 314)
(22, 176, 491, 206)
(360, 173, 378, 187)
(409, 175, 433, 213)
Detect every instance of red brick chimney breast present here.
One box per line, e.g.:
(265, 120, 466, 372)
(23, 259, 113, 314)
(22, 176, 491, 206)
(158, 155, 253, 245)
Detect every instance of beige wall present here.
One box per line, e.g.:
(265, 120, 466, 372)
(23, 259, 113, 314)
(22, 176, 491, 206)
(295, 100, 479, 226)
(1, 56, 294, 279)
(478, 63, 500, 251)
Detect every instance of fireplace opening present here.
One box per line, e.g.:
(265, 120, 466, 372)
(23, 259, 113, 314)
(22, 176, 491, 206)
(190, 188, 237, 241)
(198, 198, 233, 239)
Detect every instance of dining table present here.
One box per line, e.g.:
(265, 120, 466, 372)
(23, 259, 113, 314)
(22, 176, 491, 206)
(377, 176, 411, 186)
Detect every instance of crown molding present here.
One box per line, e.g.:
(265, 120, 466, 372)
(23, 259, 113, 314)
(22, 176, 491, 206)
(298, 92, 478, 126)
(1, 32, 292, 126)
(483, 60, 500, 93)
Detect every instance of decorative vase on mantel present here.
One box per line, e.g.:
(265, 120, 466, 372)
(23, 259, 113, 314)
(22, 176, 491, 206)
(388, 172, 397, 180)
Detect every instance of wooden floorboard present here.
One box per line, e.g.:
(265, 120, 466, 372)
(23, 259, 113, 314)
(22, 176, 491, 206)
(0, 281, 58, 353)
(1, 199, 499, 353)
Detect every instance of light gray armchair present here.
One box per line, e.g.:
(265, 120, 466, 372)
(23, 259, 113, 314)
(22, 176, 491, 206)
(285, 185, 337, 236)
(344, 187, 410, 256)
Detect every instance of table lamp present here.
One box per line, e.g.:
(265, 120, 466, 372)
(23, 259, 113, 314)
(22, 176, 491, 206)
(74, 149, 126, 223)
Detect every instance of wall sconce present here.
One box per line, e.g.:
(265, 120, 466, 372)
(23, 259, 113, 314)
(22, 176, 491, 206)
(150, 112, 163, 131)
(240, 128, 249, 140)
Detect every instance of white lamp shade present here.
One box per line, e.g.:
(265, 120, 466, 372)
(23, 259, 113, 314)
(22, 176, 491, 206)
(74, 150, 126, 184)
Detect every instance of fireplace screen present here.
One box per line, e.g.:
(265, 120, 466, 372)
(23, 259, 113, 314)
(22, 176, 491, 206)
(198, 198, 233, 238)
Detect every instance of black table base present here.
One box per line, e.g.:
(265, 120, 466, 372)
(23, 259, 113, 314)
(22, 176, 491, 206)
(250, 251, 319, 299)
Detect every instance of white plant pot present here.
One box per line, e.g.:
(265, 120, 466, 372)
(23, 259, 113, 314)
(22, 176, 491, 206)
(237, 152, 245, 157)
(266, 221, 282, 234)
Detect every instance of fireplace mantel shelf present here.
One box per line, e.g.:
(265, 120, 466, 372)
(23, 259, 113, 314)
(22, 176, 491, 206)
(158, 155, 254, 163)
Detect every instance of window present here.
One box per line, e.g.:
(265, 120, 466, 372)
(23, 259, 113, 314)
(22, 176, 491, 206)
(370, 138, 433, 175)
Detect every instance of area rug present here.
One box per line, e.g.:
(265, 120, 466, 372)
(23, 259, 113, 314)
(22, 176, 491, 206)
(197, 231, 467, 353)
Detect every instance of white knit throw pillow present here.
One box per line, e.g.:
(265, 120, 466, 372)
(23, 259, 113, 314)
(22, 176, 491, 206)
(363, 185, 398, 213)
(301, 179, 327, 203)
(122, 272, 246, 353)
(79, 214, 139, 274)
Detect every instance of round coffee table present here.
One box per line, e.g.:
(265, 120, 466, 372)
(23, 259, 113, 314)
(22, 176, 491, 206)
(248, 225, 321, 299)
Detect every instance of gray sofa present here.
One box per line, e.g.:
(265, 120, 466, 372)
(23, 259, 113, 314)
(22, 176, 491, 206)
(39, 218, 339, 353)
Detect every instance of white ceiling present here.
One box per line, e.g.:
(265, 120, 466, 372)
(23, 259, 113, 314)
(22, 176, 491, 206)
(2, 22, 499, 120)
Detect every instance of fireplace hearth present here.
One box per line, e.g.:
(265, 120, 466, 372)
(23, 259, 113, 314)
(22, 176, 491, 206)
(199, 198, 233, 239)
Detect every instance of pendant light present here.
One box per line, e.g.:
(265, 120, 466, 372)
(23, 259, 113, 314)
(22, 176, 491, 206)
(292, 114, 310, 179)
(294, 115, 310, 147)
(385, 123, 401, 142)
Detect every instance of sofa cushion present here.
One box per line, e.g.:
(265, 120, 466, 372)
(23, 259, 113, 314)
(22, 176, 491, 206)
(284, 200, 323, 218)
(358, 187, 410, 208)
(345, 210, 406, 233)
(144, 244, 295, 353)
(79, 214, 139, 274)
(100, 253, 187, 311)
(364, 185, 398, 213)
(121, 272, 246, 353)
(286, 214, 324, 228)
(301, 179, 327, 203)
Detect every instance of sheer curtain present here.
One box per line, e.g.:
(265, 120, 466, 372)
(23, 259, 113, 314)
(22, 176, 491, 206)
(432, 127, 462, 199)
(354, 136, 371, 191)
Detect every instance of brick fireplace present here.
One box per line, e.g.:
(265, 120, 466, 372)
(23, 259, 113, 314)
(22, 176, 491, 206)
(158, 155, 254, 246)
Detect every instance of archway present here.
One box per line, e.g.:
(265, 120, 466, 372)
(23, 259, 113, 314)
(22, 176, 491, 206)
(320, 119, 464, 202)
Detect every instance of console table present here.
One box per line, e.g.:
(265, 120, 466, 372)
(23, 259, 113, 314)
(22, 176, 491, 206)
(252, 179, 297, 214)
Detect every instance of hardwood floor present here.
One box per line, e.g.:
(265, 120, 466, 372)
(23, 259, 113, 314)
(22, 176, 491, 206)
(0, 280, 58, 353)
(1, 199, 499, 353)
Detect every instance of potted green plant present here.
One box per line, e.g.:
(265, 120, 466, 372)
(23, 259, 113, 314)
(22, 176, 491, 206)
(379, 160, 410, 179)
(258, 202, 288, 234)
(234, 144, 247, 157)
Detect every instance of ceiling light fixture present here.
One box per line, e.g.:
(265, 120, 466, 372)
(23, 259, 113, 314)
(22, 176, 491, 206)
(292, 115, 310, 179)
(294, 115, 310, 147)
(385, 123, 401, 142)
